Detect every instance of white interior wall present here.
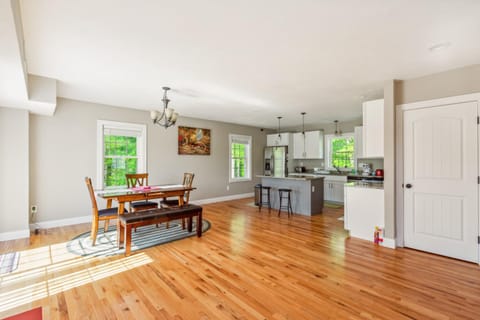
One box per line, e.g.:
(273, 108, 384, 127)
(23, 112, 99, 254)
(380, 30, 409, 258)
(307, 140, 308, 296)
(0, 107, 29, 240)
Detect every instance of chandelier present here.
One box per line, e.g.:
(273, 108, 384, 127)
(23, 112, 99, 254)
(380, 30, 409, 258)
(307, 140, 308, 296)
(150, 87, 179, 128)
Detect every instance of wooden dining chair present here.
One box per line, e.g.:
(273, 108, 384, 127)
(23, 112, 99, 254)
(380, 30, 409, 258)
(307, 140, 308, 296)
(85, 177, 126, 246)
(125, 173, 159, 212)
(160, 172, 195, 207)
(160, 172, 195, 229)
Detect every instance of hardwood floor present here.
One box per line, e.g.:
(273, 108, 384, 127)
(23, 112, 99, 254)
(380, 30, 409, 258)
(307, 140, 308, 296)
(1, 198, 479, 319)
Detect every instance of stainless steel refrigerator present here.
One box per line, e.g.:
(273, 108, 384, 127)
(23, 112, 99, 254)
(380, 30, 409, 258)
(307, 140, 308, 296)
(264, 146, 288, 177)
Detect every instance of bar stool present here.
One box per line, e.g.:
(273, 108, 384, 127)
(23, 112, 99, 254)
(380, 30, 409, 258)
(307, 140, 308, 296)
(278, 188, 293, 217)
(258, 185, 272, 212)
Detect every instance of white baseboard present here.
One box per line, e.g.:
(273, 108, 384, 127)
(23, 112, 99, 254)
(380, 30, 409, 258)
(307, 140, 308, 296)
(31, 215, 91, 230)
(349, 232, 396, 249)
(191, 192, 253, 205)
(381, 237, 396, 249)
(0, 229, 30, 241)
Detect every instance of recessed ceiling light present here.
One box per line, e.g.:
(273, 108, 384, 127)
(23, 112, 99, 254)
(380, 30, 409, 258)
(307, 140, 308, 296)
(428, 42, 451, 52)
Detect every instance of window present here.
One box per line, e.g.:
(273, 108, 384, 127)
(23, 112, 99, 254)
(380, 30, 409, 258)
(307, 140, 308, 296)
(97, 120, 146, 189)
(325, 133, 355, 170)
(229, 134, 252, 182)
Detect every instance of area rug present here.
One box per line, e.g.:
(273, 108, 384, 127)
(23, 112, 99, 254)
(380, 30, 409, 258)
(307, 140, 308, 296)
(324, 201, 344, 209)
(3, 307, 42, 320)
(0, 252, 20, 275)
(67, 219, 210, 257)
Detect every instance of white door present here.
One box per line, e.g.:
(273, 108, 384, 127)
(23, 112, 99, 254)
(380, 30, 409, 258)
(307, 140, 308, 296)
(404, 101, 478, 262)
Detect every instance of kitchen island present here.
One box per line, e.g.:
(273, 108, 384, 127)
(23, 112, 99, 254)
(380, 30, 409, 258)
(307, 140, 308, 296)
(257, 175, 324, 215)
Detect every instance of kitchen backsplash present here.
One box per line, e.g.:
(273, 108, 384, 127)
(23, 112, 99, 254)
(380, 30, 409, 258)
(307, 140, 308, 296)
(292, 158, 384, 173)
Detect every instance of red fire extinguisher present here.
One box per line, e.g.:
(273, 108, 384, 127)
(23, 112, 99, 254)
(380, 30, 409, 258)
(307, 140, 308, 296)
(374, 226, 384, 244)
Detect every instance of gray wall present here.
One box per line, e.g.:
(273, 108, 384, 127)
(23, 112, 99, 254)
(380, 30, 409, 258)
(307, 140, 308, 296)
(0, 107, 29, 238)
(29, 98, 266, 223)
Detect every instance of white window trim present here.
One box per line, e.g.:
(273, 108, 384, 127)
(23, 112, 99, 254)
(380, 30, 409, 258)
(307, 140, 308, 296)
(96, 120, 147, 189)
(229, 134, 252, 183)
(325, 132, 355, 171)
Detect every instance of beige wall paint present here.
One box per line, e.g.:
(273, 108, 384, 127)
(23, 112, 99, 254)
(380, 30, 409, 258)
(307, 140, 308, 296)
(0, 107, 29, 238)
(396, 64, 480, 105)
(30, 98, 265, 223)
(383, 81, 395, 239)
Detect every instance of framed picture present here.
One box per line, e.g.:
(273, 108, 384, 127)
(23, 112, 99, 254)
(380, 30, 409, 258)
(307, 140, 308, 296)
(178, 126, 211, 155)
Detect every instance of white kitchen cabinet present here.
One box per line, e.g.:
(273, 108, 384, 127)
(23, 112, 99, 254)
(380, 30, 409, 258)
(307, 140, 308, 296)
(344, 184, 384, 242)
(267, 133, 290, 146)
(292, 130, 324, 159)
(323, 175, 347, 203)
(362, 99, 384, 158)
(354, 126, 363, 159)
(293, 133, 305, 159)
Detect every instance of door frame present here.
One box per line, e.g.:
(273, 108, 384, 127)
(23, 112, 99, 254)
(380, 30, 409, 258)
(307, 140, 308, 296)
(396, 92, 480, 263)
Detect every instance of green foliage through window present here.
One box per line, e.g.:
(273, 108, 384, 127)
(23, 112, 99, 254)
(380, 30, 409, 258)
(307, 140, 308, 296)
(104, 135, 138, 187)
(330, 136, 355, 169)
(231, 143, 247, 178)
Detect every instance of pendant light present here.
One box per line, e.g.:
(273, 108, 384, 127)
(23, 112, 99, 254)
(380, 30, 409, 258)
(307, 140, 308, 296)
(301, 112, 306, 157)
(301, 112, 306, 134)
(277, 116, 282, 138)
(334, 120, 342, 136)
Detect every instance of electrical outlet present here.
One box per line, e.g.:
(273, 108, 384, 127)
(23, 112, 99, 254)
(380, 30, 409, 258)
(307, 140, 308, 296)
(31, 205, 38, 214)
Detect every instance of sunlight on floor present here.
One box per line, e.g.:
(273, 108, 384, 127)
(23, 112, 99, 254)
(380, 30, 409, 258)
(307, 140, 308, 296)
(0, 241, 153, 313)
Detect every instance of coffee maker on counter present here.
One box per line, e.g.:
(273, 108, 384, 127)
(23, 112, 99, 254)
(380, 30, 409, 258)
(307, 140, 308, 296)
(358, 162, 372, 176)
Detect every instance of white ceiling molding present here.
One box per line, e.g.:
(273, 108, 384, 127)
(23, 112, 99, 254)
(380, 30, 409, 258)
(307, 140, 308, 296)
(0, 0, 57, 115)
(27, 74, 57, 115)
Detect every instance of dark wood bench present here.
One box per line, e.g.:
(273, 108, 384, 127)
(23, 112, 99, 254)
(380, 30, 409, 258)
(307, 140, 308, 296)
(118, 204, 203, 256)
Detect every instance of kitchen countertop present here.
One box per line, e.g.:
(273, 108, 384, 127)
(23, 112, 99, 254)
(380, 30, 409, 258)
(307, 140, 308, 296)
(257, 175, 325, 181)
(291, 171, 384, 181)
(344, 181, 384, 189)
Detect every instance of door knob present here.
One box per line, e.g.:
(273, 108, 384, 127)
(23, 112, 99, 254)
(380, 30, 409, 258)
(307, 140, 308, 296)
(405, 183, 412, 189)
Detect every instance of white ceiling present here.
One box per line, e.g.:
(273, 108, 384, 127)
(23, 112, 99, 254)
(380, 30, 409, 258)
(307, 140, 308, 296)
(6, 0, 480, 128)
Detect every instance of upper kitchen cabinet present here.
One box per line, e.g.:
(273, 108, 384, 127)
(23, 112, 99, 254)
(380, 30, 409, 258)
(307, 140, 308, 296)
(362, 99, 384, 158)
(293, 130, 324, 159)
(267, 133, 291, 146)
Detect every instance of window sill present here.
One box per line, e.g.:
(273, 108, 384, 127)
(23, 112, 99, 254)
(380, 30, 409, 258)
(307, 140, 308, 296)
(229, 178, 252, 183)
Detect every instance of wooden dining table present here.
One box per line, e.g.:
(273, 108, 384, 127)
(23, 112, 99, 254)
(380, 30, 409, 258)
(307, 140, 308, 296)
(97, 184, 195, 243)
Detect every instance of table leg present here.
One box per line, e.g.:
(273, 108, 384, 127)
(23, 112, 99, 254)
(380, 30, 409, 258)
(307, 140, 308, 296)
(178, 193, 185, 206)
(187, 216, 193, 232)
(179, 193, 186, 228)
(196, 211, 202, 237)
(125, 225, 132, 256)
(117, 201, 125, 246)
(119, 222, 124, 249)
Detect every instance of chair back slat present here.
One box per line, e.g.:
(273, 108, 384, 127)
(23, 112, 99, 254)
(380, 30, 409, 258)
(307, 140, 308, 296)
(126, 173, 149, 188)
(85, 177, 99, 214)
(182, 173, 195, 204)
